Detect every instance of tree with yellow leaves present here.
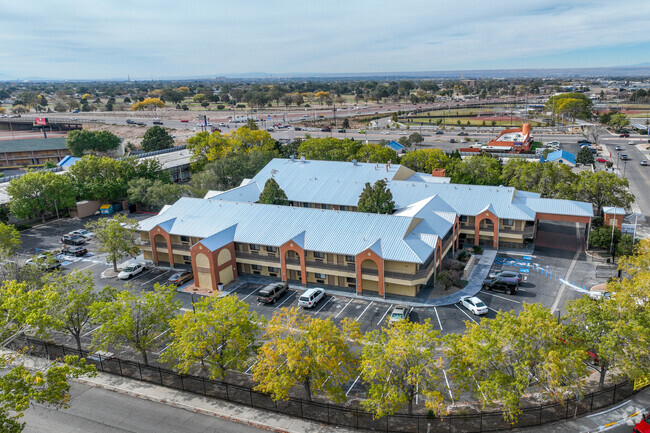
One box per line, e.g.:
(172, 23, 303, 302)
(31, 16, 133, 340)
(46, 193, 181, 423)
(81, 93, 92, 100)
(131, 97, 165, 111)
(315, 91, 330, 105)
(253, 307, 361, 402)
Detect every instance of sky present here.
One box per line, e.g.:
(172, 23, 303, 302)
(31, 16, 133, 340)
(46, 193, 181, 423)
(1, 0, 650, 80)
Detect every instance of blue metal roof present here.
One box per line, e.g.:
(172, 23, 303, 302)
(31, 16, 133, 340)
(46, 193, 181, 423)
(138, 197, 450, 264)
(542, 150, 576, 165)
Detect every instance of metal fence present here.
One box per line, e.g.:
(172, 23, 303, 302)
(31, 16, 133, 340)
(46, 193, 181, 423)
(13, 337, 641, 433)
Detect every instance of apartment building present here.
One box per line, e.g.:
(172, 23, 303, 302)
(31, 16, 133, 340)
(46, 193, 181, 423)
(136, 158, 593, 296)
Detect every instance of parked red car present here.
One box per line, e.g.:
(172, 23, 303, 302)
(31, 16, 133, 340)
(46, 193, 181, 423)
(596, 158, 608, 163)
(634, 413, 650, 433)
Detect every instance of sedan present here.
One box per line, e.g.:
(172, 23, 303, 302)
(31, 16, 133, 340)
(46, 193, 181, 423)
(180, 119, 189, 123)
(596, 158, 608, 163)
(435, 130, 444, 135)
(380, 131, 389, 135)
(168, 271, 193, 286)
(62, 246, 88, 256)
(490, 270, 523, 282)
(459, 296, 488, 315)
(389, 305, 409, 325)
(619, 133, 630, 138)
(615, 145, 622, 151)
(118, 263, 145, 280)
(69, 229, 93, 238)
(641, 160, 648, 166)
(61, 234, 86, 246)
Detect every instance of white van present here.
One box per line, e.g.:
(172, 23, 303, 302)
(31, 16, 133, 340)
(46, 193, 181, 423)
(298, 288, 325, 308)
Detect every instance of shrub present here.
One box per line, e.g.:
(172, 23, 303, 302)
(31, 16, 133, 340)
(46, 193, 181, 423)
(473, 245, 484, 255)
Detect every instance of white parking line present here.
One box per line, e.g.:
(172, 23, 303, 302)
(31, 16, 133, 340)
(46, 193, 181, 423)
(479, 291, 521, 303)
(487, 307, 499, 313)
(78, 262, 100, 271)
(443, 369, 454, 402)
(129, 269, 153, 281)
(315, 296, 334, 314)
(355, 301, 373, 322)
(274, 292, 295, 308)
(140, 270, 170, 287)
(81, 325, 101, 337)
(346, 373, 362, 396)
(240, 290, 258, 301)
(335, 298, 354, 318)
(433, 307, 443, 331)
(377, 305, 392, 325)
(454, 304, 478, 324)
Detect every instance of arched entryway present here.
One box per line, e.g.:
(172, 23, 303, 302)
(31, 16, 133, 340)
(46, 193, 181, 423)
(195, 252, 213, 289)
(475, 216, 498, 248)
(153, 234, 170, 265)
(217, 249, 234, 285)
(284, 250, 303, 284)
(359, 259, 379, 295)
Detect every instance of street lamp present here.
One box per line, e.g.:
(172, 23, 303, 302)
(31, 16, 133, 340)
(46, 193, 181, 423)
(623, 160, 627, 178)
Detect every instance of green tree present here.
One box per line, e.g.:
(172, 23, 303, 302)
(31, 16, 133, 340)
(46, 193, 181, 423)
(45, 270, 113, 353)
(244, 118, 259, 130)
(253, 308, 360, 402)
(608, 113, 630, 130)
(86, 214, 140, 272)
(162, 295, 261, 379)
(408, 132, 424, 147)
(67, 156, 130, 202)
(90, 284, 180, 365)
(342, 117, 350, 129)
(65, 130, 121, 157)
(546, 93, 593, 121)
(361, 320, 447, 417)
(576, 146, 595, 165)
(400, 149, 451, 173)
(449, 154, 502, 185)
(258, 178, 289, 206)
(0, 222, 21, 259)
(140, 126, 174, 152)
(297, 137, 362, 161)
(8, 171, 77, 222)
(589, 226, 621, 250)
(354, 143, 398, 163)
(0, 355, 95, 432)
(357, 179, 395, 214)
(127, 178, 185, 210)
(574, 171, 634, 216)
(189, 150, 277, 197)
(446, 303, 589, 422)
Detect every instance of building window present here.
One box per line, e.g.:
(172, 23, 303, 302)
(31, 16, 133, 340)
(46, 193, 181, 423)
(313, 251, 325, 259)
(180, 235, 190, 243)
(249, 244, 260, 251)
(183, 256, 191, 264)
(266, 246, 278, 253)
(315, 273, 326, 279)
(345, 255, 355, 263)
(303, 202, 310, 208)
(340, 205, 347, 211)
(251, 264, 262, 271)
(502, 219, 514, 226)
(268, 267, 279, 273)
(459, 215, 468, 222)
(347, 277, 356, 288)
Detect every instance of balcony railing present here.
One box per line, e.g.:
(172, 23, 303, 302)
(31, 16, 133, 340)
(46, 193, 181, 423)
(236, 252, 281, 265)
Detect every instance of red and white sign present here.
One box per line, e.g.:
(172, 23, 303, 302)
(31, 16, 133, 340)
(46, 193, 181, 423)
(35, 117, 48, 126)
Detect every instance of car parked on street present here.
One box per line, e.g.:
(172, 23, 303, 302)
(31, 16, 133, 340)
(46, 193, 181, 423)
(256, 282, 288, 304)
(61, 246, 88, 257)
(389, 305, 409, 325)
(298, 288, 325, 308)
(641, 160, 648, 166)
(118, 263, 145, 280)
(167, 271, 193, 286)
(459, 296, 488, 315)
(596, 158, 608, 163)
(61, 234, 86, 246)
(547, 141, 561, 148)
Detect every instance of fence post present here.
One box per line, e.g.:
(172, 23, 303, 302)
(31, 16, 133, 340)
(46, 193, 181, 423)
(158, 366, 163, 385)
(179, 374, 184, 391)
(138, 363, 143, 381)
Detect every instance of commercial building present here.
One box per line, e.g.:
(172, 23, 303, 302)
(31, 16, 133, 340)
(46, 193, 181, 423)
(136, 159, 593, 297)
(0, 137, 70, 168)
(486, 123, 533, 153)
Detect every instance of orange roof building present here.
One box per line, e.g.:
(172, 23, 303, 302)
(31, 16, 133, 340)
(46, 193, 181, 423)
(486, 123, 533, 153)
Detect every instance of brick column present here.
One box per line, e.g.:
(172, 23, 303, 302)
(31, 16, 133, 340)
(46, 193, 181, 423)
(355, 250, 384, 298)
(280, 241, 307, 285)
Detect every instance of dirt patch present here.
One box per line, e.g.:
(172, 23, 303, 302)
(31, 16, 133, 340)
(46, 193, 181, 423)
(83, 123, 192, 150)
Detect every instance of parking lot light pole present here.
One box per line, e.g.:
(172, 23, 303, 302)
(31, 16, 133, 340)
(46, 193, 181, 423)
(54, 199, 62, 236)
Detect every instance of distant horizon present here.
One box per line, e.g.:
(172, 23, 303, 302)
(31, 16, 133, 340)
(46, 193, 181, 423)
(2, 1, 650, 80)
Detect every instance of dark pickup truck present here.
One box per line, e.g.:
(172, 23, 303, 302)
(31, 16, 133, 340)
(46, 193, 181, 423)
(256, 282, 289, 304)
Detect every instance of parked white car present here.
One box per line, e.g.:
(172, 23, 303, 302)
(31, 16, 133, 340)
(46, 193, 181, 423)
(459, 296, 488, 315)
(118, 263, 145, 280)
(298, 288, 325, 308)
(69, 229, 94, 238)
(547, 141, 561, 148)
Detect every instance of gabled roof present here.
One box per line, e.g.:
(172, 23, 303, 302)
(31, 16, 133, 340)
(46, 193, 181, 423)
(138, 198, 444, 263)
(207, 182, 262, 202)
(541, 150, 576, 165)
(603, 206, 626, 215)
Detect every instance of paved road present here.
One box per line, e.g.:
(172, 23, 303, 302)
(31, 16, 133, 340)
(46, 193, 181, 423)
(22, 382, 264, 433)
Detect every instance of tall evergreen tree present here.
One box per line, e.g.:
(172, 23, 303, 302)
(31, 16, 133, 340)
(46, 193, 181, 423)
(258, 178, 289, 206)
(357, 179, 395, 214)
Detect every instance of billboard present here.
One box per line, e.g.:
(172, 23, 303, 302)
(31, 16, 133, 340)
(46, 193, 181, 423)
(35, 117, 48, 126)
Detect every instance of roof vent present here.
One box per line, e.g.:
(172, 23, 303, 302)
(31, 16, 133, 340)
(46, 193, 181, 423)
(290, 155, 295, 161)
(300, 156, 305, 162)
(352, 159, 358, 166)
